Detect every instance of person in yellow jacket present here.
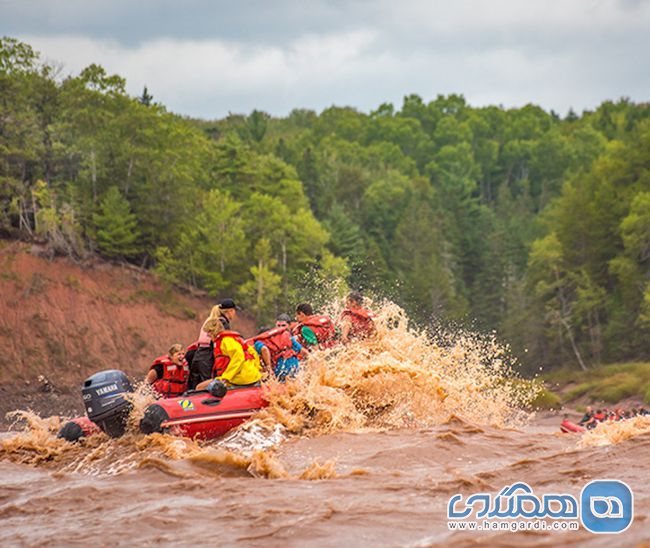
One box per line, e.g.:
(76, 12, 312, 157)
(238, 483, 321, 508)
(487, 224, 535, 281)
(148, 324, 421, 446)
(196, 317, 262, 389)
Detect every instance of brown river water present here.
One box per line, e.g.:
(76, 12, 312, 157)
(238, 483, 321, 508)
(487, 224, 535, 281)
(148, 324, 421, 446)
(2, 303, 649, 546)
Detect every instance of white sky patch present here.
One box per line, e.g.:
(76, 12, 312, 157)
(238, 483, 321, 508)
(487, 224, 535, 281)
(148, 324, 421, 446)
(23, 32, 386, 117)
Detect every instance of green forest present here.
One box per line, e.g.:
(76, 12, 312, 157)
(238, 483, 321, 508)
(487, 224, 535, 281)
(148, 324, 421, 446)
(1, 37, 649, 373)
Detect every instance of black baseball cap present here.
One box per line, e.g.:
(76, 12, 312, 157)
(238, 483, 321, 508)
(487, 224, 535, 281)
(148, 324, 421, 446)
(219, 298, 240, 310)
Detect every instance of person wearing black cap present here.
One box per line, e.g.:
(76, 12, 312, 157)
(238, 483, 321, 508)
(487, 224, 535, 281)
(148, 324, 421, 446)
(218, 298, 239, 330)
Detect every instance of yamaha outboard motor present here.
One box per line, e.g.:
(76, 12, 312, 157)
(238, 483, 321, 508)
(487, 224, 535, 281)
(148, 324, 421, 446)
(82, 369, 133, 438)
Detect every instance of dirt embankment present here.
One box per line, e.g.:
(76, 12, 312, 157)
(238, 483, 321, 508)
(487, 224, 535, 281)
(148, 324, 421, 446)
(0, 241, 254, 425)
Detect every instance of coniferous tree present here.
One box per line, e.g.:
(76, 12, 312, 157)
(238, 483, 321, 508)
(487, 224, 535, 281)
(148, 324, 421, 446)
(246, 110, 269, 143)
(93, 186, 140, 259)
(323, 203, 365, 263)
(139, 85, 153, 106)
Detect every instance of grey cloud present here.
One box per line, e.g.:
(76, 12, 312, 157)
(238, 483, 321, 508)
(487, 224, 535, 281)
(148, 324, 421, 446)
(2, 0, 362, 46)
(7, 0, 645, 48)
(6, 0, 650, 118)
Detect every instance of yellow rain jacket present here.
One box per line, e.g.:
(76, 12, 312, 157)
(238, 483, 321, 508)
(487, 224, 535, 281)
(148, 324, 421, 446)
(213, 331, 262, 385)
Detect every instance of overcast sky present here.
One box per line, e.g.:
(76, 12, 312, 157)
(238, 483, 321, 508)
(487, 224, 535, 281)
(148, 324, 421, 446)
(3, 0, 649, 119)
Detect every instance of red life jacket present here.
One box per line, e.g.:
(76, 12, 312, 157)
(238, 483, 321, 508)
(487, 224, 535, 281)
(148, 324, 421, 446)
(340, 307, 375, 340)
(150, 355, 189, 398)
(250, 327, 296, 365)
(212, 331, 257, 377)
(294, 315, 336, 348)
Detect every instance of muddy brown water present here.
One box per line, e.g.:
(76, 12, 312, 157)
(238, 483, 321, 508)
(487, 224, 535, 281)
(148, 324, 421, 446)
(1, 416, 649, 546)
(2, 304, 649, 545)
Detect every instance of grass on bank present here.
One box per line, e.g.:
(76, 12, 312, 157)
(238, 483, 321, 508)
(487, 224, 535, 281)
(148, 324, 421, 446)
(529, 387, 563, 409)
(543, 362, 650, 405)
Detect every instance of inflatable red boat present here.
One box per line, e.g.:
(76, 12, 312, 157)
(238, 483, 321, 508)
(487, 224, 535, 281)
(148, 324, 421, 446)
(58, 370, 267, 442)
(139, 385, 267, 439)
(560, 419, 585, 433)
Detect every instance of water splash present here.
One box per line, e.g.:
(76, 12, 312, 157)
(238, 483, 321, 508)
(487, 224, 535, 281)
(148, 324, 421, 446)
(579, 415, 650, 447)
(0, 411, 69, 464)
(258, 301, 535, 436)
(124, 381, 159, 430)
(218, 419, 286, 455)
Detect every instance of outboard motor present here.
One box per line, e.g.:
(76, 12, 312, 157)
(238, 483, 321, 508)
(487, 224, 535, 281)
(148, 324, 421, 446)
(81, 369, 133, 438)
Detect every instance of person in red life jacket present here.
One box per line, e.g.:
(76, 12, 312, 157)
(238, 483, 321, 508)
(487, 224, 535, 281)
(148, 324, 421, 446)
(275, 313, 302, 347)
(195, 316, 262, 389)
(250, 323, 308, 381)
(275, 312, 299, 334)
(145, 343, 189, 398)
(293, 302, 336, 349)
(339, 291, 376, 343)
(583, 407, 606, 429)
(275, 313, 292, 329)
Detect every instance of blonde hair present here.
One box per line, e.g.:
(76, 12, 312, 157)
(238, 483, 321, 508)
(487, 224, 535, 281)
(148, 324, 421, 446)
(168, 343, 184, 356)
(200, 305, 223, 334)
(202, 317, 225, 338)
(206, 305, 222, 322)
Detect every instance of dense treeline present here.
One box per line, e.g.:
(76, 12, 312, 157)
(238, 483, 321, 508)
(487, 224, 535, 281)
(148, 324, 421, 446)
(1, 37, 648, 372)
